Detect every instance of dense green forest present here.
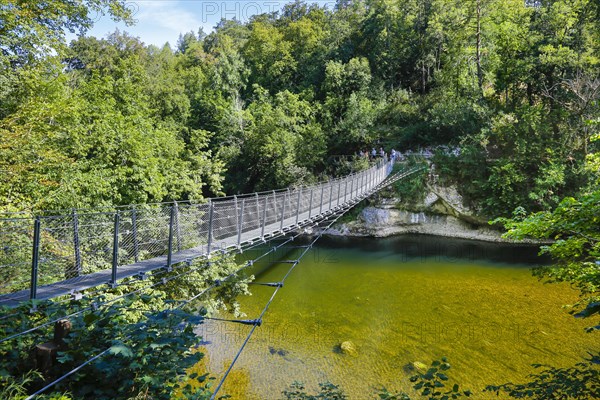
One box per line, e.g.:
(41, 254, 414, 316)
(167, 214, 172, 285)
(1, 0, 598, 217)
(0, 0, 599, 398)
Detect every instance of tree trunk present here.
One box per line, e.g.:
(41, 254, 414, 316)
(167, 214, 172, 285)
(476, 0, 484, 95)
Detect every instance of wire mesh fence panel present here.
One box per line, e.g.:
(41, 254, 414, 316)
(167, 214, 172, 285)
(281, 191, 291, 224)
(275, 192, 283, 224)
(287, 189, 296, 221)
(321, 182, 330, 213)
(346, 179, 352, 203)
(195, 203, 211, 255)
(0, 217, 34, 294)
(285, 190, 294, 221)
(131, 206, 171, 260)
(332, 181, 341, 207)
(77, 212, 115, 276)
(212, 199, 238, 247)
(358, 173, 363, 194)
(294, 189, 302, 220)
(177, 203, 208, 252)
(118, 209, 138, 266)
(240, 196, 261, 234)
(298, 189, 306, 217)
(268, 193, 280, 228)
(265, 194, 276, 230)
(335, 180, 341, 206)
(300, 188, 311, 218)
(38, 215, 78, 286)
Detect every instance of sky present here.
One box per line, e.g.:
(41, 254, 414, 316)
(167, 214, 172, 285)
(75, 0, 336, 48)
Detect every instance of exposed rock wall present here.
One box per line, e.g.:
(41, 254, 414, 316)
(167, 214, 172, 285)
(326, 184, 531, 243)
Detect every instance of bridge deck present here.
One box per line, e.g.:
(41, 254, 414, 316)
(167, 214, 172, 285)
(0, 161, 424, 308)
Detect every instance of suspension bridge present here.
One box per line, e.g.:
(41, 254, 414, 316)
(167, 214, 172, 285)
(0, 157, 426, 399)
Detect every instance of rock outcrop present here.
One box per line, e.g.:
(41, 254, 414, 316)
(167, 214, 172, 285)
(324, 184, 532, 243)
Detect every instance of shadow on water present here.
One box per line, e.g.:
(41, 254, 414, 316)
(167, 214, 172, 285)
(315, 234, 551, 266)
(235, 234, 550, 281)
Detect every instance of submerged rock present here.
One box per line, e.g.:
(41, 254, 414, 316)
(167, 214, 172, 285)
(412, 361, 428, 373)
(339, 341, 358, 357)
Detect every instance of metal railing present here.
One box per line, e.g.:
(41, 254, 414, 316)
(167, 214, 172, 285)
(0, 158, 402, 304)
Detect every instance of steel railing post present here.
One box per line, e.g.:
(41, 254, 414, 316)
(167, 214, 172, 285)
(234, 195, 239, 241)
(255, 193, 260, 229)
(280, 189, 288, 231)
(319, 183, 325, 215)
(29, 217, 41, 301)
(261, 194, 268, 239)
(109, 212, 120, 288)
(357, 173, 363, 196)
(349, 175, 354, 202)
(360, 171, 364, 196)
(207, 200, 214, 255)
(337, 180, 342, 207)
(72, 209, 82, 277)
(174, 201, 181, 252)
(295, 187, 301, 225)
(237, 198, 245, 247)
(344, 178, 348, 204)
(329, 181, 334, 211)
(132, 207, 139, 262)
(167, 205, 175, 270)
(272, 190, 278, 220)
(308, 187, 314, 219)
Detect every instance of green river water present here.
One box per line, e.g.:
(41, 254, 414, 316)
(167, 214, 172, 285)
(193, 235, 597, 399)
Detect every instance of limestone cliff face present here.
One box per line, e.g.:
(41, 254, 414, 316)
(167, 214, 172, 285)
(326, 185, 522, 243)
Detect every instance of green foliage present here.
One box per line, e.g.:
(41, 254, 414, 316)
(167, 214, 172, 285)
(0, 0, 133, 67)
(485, 355, 600, 399)
(228, 86, 325, 191)
(377, 388, 411, 400)
(282, 381, 347, 400)
(494, 189, 600, 331)
(0, 254, 251, 399)
(409, 358, 472, 400)
(389, 161, 428, 206)
(282, 358, 471, 400)
(0, 370, 45, 400)
(2, 0, 599, 214)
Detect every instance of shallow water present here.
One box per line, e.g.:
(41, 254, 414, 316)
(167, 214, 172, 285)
(193, 235, 596, 399)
